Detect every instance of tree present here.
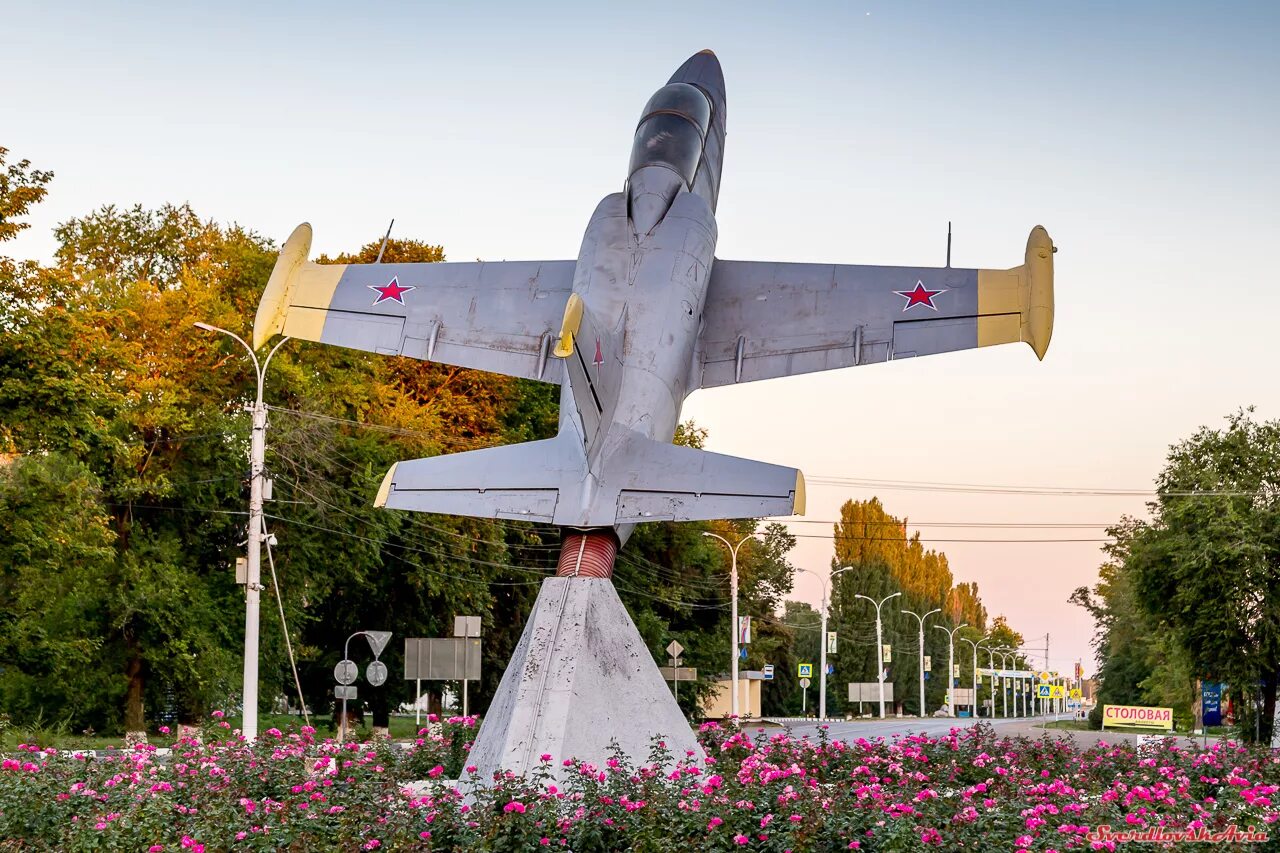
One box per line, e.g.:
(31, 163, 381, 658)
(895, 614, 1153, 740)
(1070, 520, 1190, 728)
(1125, 410, 1280, 742)
(0, 147, 52, 243)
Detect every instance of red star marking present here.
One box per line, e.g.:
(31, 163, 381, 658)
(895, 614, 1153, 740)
(894, 280, 946, 312)
(369, 276, 415, 305)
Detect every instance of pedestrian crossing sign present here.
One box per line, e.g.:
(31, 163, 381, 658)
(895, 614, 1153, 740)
(1037, 684, 1052, 698)
(798, 663, 813, 678)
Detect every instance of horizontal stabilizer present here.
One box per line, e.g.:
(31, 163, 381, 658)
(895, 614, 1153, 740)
(373, 431, 803, 527)
(608, 435, 804, 523)
(375, 435, 587, 524)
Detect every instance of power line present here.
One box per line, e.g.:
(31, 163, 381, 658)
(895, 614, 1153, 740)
(805, 474, 1253, 498)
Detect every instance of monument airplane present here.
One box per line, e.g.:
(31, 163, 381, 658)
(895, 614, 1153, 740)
(252, 50, 1054, 775)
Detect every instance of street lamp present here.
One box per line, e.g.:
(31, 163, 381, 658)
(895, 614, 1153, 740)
(853, 591, 901, 719)
(901, 607, 942, 717)
(193, 322, 291, 742)
(983, 645, 1001, 719)
(703, 532, 756, 719)
(796, 567, 829, 720)
(958, 634, 984, 719)
(796, 565, 860, 721)
(934, 623, 967, 716)
(995, 650, 1013, 718)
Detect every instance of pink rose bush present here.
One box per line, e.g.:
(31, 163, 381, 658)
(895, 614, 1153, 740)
(1, 717, 1278, 850)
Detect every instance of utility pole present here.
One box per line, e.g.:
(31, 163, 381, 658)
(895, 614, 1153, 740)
(194, 323, 290, 742)
(902, 607, 941, 717)
(855, 591, 901, 718)
(935, 623, 967, 716)
(703, 532, 756, 719)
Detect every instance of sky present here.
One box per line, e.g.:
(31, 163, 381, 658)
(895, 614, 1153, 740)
(4, 1, 1278, 678)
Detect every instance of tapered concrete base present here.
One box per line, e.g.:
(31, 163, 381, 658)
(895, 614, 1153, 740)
(468, 577, 700, 782)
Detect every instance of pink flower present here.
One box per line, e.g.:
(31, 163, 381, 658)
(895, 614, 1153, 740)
(149, 847, 164, 852)
(363, 842, 381, 850)
(504, 801, 527, 814)
(158, 726, 170, 734)
(734, 835, 749, 845)
(708, 817, 724, 829)
(428, 765, 444, 778)
(541, 753, 552, 761)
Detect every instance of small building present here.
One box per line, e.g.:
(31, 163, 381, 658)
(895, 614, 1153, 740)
(702, 671, 767, 720)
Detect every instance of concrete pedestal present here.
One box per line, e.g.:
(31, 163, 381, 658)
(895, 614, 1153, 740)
(468, 577, 700, 782)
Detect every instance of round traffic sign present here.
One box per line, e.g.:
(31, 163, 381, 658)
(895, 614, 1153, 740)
(800, 677, 811, 689)
(366, 660, 388, 687)
(334, 659, 358, 686)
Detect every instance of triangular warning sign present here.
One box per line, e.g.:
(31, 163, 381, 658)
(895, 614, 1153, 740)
(364, 630, 392, 658)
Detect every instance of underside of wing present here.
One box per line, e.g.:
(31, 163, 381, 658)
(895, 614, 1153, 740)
(698, 226, 1054, 388)
(253, 224, 576, 383)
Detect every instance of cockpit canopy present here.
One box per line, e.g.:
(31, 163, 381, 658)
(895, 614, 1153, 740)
(628, 82, 712, 187)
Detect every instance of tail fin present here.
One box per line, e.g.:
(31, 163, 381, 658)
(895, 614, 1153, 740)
(374, 430, 803, 527)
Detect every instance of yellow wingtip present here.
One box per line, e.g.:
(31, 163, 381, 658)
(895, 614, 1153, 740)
(374, 463, 397, 508)
(252, 222, 313, 350)
(793, 470, 807, 516)
(1024, 225, 1055, 361)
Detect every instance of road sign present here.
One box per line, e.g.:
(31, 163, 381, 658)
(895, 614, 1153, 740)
(334, 685, 357, 700)
(798, 663, 813, 678)
(848, 682, 895, 703)
(1050, 685, 1066, 699)
(1037, 684, 1051, 698)
(953, 664, 960, 679)
(454, 616, 481, 638)
(666, 640, 684, 659)
(658, 666, 697, 681)
(404, 637, 481, 681)
(1038, 671, 1051, 683)
(367, 660, 388, 687)
(923, 655, 932, 672)
(882, 644, 892, 664)
(334, 659, 358, 686)
(799, 677, 811, 689)
(365, 631, 392, 658)
(762, 664, 774, 680)
(1069, 688, 1082, 700)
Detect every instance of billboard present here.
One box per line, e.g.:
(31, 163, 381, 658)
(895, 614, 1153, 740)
(1102, 704, 1174, 731)
(1202, 682, 1223, 727)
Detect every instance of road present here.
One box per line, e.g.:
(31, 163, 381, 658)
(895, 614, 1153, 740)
(765, 716, 1216, 750)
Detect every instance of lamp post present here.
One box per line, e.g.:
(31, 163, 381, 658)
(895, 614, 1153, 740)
(703, 532, 755, 719)
(959, 635, 984, 718)
(934, 623, 967, 716)
(194, 323, 290, 742)
(995, 650, 1013, 718)
(902, 607, 941, 717)
(854, 591, 901, 718)
(797, 568, 828, 720)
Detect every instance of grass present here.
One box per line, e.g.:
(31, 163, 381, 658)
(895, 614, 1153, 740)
(2, 712, 439, 752)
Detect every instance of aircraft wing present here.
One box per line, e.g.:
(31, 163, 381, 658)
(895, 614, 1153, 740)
(696, 227, 1054, 388)
(253, 224, 575, 383)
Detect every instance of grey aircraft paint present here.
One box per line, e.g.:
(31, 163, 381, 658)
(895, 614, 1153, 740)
(251, 50, 1055, 545)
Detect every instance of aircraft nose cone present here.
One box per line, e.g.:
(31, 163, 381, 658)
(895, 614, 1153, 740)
(669, 49, 725, 110)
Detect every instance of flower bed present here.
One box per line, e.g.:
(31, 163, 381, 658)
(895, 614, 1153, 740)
(2, 716, 1278, 851)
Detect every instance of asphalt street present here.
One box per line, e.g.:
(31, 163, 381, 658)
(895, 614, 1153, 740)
(763, 716, 1217, 750)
